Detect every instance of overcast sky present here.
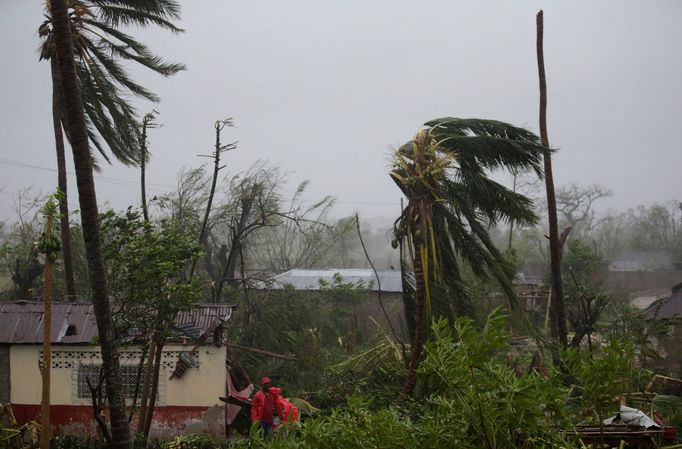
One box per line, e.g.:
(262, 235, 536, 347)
(1, 1, 680, 225)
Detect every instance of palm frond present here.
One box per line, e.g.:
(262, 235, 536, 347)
(392, 117, 546, 335)
(84, 40, 159, 101)
(93, 4, 183, 33)
(83, 19, 186, 76)
(40, 0, 183, 167)
(87, 0, 182, 21)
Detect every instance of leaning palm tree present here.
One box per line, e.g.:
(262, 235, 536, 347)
(391, 118, 545, 395)
(45, 0, 174, 449)
(38, 0, 185, 299)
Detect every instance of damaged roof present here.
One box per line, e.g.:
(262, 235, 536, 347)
(642, 282, 682, 320)
(0, 301, 234, 345)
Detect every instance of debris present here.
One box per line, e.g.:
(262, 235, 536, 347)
(603, 405, 661, 429)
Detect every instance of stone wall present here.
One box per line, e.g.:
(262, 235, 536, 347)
(606, 271, 682, 294)
(0, 345, 9, 404)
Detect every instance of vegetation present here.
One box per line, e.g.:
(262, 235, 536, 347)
(2, 3, 682, 448)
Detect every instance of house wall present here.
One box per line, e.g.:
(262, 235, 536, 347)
(649, 324, 682, 377)
(0, 345, 9, 404)
(10, 343, 227, 438)
(606, 271, 682, 294)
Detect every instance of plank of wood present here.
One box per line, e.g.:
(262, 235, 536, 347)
(225, 343, 296, 361)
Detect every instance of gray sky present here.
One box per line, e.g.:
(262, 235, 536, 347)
(1, 0, 681, 224)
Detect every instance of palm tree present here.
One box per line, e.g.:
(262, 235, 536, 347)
(391, 118, 545, 395)
(38, 0, 185, 299)
(48, 0, 131, 447)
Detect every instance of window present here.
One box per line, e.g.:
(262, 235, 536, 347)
(77, 364, 140, 399)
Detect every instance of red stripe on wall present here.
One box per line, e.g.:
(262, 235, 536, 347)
(11, 404, 225, 438)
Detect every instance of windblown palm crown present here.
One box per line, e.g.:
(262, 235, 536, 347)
(392, 117, 545, 325)
(39, 0, 185, 165)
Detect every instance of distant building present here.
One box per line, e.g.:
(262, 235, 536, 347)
(609, 251, 674, 272)
(0, 301, 233, 438)
(254, 269, 405, 343)
(513, 272, 547, 311)
(264, 268, 403, 293)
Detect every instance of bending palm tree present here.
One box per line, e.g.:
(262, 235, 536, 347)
(39, 0, 185, 299)
(49, 0, 131, 446)
(391, 118, 545, 395)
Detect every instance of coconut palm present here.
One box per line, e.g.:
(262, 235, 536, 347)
(391, 118, 545, 395)
(45, 1, 185, 446)
(38, 0, 185, 299)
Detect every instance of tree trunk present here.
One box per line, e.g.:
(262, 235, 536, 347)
(189, 123, 224, 281)
(128, 344, 147, 424)
(40, 213, 55, 449)
(140, 120, 149, 222)
(48, 1, 131, 448)
(137, 334, 156, 437)
(536, 10, 568, 348)
(51, 58, 76, 301)
(507, 174, 517, 254)
(404, 241, 426, 395)
(214, 197, 253, 301)
(142, 338, 163, 441)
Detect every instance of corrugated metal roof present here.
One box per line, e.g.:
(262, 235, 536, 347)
(0, 302, 234, 344)
(265, 269, 403, 293)
(642, 287, 682, 320)
(174, 304, 233, 339)
(0, 302, 97, 344)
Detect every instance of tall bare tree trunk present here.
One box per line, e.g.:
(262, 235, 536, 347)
(49, 1, 131, 447)
(189, 119, 234, 282)
(142, 337, 163, 441)
(40, 212, 55, 449)
(136, 337, 156, 432)
(536, 10, 568, 347)
(51, 58, 76, 301)
(140, 116, 150, 222)
(404, 241, 426, 395)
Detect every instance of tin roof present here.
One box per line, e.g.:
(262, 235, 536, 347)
(642, 283, 682, 320)
(263, 269, 403, 293)
(0, 301, 234, 344)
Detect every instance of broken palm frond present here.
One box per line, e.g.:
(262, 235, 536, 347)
(330, 335, 403, 374)
(647, 374, 682, 392)
(287, 398, 319, 415)
(164, 433, 221, 449)
(0, 404, 40, 449)
(367, 316, 405, 362)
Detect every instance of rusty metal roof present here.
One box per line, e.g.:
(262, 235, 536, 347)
(642, 285, 682, 320)
(175, 304, 234, 339)
(0, 301, 234, 345)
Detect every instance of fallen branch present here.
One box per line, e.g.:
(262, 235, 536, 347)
(225, 343, 296, 361)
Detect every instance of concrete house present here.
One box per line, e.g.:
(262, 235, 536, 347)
(0, 301, 233, 438)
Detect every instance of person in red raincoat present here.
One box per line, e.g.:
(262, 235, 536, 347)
(251, 377, 277, 434)
(268, 386, 299, 429)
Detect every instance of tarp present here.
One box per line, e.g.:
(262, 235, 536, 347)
(225, 370, 254, 425)
(603, 405, 661, 429)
